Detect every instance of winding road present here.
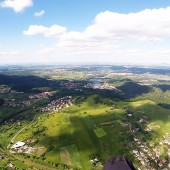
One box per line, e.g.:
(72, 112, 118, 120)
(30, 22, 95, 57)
(7, 116, 36, 150)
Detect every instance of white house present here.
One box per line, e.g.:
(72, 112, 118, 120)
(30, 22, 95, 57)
(11, 141, 25, 149)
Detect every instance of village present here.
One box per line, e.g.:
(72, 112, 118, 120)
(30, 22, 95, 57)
(28, 91, 53, 100)
(2, 92, 54, 108)
(0, 86, 21, 94)
(60, 80, 120, 92)
(132, 136, 169, 170)
(126, 112, 170, 170)
(85, 82, 120, 91)
(3, 99, 31, 108)
(39, 96, 73, 113)
(60, 81, 80, 89)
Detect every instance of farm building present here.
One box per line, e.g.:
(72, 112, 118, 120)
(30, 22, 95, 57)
(11, 141, 25, 149)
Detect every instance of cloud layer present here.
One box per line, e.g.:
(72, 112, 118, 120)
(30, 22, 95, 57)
(24, 7, 170, 41)
(0, 0, 33, 12)
(4, 7, 170, 64)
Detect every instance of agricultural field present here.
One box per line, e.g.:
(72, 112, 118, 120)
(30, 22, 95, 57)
(1, 65, 170, 169)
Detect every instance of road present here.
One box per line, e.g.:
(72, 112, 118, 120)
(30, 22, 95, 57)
(7, 116, 36, 150)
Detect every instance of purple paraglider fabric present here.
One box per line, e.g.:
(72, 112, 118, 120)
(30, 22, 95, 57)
(103, 156, 136, 170)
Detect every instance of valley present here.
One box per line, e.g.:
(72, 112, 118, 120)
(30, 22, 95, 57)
(0, 65, 170, 169)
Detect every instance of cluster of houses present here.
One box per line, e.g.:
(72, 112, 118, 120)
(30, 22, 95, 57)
(29, 92, 53, 100)
(8, 162, 16, 169)
(0, 87, 10, 93)
(132, 137, 168, 169)
(128, 118, 170, 169)
(93, 83, 118, 91)
(3, 99, 31, 108)
(0, 153, 17, 169)
(123, 108, 170, 169)
(88, 154, 102, 167)
(162, 133, 170, 146)
(85, 82, 120, 92)
(4, 119, 21, 127)
(60, 81, 79, 89)
(11, 141, 35, 154)
(0, 87, 20, 94)
(90, 157, 101, 167)
(159, 133, 170, 167)
(60, 80, 120, 92)
(39, 96, 72, 113)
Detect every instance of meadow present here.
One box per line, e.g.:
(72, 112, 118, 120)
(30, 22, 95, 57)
(1, 66, 170, 169)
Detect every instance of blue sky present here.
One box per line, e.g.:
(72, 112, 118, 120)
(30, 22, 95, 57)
(1, 0, 170, 65)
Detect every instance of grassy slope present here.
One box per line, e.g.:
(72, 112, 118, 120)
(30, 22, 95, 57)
(1, 91, 170, 169)
(11, 95, 126, 169)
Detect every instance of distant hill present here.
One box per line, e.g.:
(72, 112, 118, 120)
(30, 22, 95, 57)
(0, 74, 51, 92)
(118, 81, 151, 98)
(128, 67, 170, 74)
(153, 84, 170, 92)
(110, 66, 170, 75)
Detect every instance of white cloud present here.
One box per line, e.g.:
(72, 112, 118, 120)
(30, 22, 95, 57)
(23, 25, 67, 37)
(34, 10, 45, 17)
(24, 7, 170, 42)
(18, 7, 170, 64)
(0, 0, 33, 12)
(85, 8, 170, 41)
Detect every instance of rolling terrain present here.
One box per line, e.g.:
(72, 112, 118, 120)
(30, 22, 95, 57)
(0, 65, 170, 169)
